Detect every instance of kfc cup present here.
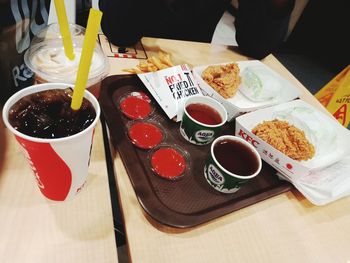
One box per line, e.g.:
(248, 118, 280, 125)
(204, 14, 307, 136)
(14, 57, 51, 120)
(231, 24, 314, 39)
(24, 23, 108, 98)
(2, 83, 100, 201)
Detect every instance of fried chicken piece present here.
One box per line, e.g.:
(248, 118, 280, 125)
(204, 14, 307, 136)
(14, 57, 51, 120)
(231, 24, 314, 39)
(201, 63, 241, 99)
(252, 119, 315, 161)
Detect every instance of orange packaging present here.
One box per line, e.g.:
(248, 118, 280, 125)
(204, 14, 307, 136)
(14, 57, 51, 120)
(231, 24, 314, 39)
(315, 65, 350, 128)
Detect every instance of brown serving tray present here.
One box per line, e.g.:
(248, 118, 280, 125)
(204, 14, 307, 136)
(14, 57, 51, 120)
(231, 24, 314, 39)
(99, 75, 292, 228)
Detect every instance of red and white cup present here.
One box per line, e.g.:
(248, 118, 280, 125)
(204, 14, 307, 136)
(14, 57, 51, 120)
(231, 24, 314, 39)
(2, 83, 100, 201)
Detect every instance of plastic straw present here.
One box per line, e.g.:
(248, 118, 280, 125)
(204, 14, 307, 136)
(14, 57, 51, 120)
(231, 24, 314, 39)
(54, 0, 75, 60)
(71, 9, 103, 110)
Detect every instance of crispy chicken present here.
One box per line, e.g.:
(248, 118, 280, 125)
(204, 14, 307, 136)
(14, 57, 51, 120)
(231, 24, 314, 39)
(252, 119, 315, 161)
(201, 63, 241, 99)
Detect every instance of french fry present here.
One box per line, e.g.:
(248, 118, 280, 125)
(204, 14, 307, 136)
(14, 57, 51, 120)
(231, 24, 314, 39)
(159, 51, 174, 67)
(122, 51, 175, 74)
(138, 61, 149, 70)
(148, 56, 167, 70)
(147, 64, 158, 72)
(123, 68, 143, 74)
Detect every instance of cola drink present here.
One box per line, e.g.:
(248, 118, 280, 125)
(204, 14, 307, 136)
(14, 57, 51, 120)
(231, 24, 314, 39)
(2, 83, 100, 201)
(8, 88, 96, 139)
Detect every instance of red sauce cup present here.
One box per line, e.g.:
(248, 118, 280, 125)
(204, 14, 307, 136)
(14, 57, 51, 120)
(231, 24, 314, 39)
(148, 144, 190, 180)
(127, 121, 165, 150)
(118, 91, 154, 120)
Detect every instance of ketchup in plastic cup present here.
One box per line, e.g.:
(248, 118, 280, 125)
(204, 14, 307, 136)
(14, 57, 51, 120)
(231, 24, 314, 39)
(2, 83, 100, 201)
(118, 91, 154, 120)
(119, 91, 153, 120)
(149, 145, 189, 180)
(128, 121, 164, 149)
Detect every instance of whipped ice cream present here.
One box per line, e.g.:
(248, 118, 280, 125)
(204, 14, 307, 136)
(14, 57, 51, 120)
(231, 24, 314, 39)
(24, 23, 108, 87)
(31, 46, 106, 84)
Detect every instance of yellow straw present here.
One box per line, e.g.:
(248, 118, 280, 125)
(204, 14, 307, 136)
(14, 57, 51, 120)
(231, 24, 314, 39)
(71, 9, 103, 110)
(54, 0, 75, 60)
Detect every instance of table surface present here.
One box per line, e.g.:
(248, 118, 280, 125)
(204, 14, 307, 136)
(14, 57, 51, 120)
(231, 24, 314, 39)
(1, 36, 350, 263)
(104, 37, 350, 263)
(0, 119, 118, 262)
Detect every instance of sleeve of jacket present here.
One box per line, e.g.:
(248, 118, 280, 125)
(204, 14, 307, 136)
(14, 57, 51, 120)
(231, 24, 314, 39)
(99, 0, 144, 47)
(234, 0, 295, 59)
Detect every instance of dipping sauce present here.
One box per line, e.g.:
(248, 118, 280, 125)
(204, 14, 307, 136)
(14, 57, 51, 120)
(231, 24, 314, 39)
(186, 103, 222, 125)
(151, 147, 187, 179)
(213, 139, 260, 176)
(128, 122, 164, 149)
(120, 92, 152, 119)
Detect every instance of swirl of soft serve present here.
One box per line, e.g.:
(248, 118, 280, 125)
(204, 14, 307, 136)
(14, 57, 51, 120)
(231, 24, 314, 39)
(33, 47, 104, 82)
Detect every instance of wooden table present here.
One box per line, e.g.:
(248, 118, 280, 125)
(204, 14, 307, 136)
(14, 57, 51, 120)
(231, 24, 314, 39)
(0, 118, 118, 262)
(104, 37, 350, 263)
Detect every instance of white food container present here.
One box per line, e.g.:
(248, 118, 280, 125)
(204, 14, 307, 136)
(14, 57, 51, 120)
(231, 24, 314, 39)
(193, 60, 300, 121)
(235, 99, 350, 181)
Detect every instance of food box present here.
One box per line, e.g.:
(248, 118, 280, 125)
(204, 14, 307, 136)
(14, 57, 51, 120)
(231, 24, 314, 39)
(235, 99, 350, 181)
(192, 60, 300, 121)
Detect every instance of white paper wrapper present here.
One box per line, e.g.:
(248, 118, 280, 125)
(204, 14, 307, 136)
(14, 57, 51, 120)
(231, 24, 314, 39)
(138, 64, 202, 121)
(278, 154, 350, 205)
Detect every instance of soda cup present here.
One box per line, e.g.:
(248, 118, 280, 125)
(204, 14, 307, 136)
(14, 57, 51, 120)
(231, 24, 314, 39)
(2, 83, 100, 201)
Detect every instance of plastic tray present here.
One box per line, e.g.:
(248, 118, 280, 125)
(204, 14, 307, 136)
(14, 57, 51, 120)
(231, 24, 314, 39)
(99, 75, 292, 228)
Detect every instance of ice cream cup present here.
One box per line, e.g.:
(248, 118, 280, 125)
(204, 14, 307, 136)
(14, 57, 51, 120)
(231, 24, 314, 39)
(180, 96, 227, 145)
(24, 23, 109, 98)
(204, 135, 262, 193)
(2, 83, 100, 201)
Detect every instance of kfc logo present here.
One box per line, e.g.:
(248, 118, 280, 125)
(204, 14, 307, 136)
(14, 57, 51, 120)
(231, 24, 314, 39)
(238, 129, 260, 148)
